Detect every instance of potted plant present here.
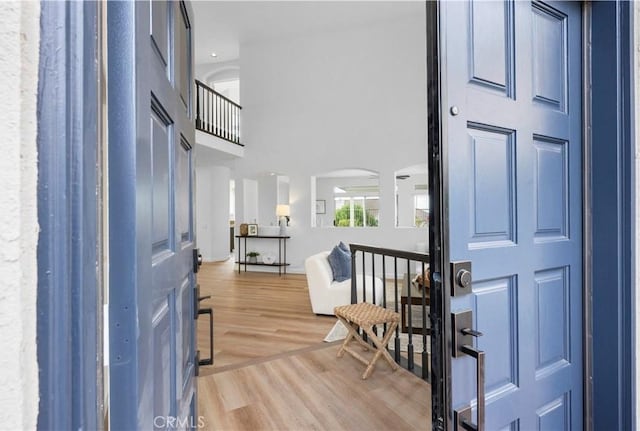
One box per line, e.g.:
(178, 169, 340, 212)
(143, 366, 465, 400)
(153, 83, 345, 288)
(246, 251, 260, 263)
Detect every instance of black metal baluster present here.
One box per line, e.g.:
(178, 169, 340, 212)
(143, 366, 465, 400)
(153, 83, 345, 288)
(236, 106, 240, 143)
(361, 250, 367, 303)
(382, 257, 387, 335)
(350, 249, 357, 304)
(195, 82, 201, 129)
(407, 259, 414, 370)
(224, 98, 229, 139)
(203, 89, 207, 133)
(372, 252, 378, 337)
(232, 106, 236, 142)
(371, 252, 376, 305)
(208, 90, 212, 134)
(394, 257, 400, 363)
(216, 95, 220, 136)
(203, 88, 207, 132)
(421, 260, 428, 380)
(361, 250, 367, 343)
(211, 97, 220, 136)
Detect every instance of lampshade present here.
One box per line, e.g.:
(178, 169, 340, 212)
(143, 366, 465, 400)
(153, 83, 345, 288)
(276, 204, 290, 217)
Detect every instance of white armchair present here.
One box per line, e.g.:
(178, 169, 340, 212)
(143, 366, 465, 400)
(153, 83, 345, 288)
(304, 251, 383, 315)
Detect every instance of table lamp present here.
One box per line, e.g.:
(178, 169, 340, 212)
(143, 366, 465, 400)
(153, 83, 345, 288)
(276, 204, 290, 235)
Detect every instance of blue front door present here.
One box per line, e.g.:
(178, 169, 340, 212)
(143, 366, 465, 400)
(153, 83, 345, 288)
(108, 1, 197, 429)
(442, 1, 583, 429)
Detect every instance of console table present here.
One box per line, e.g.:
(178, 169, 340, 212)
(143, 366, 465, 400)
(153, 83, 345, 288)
(235, 235, 290, 276)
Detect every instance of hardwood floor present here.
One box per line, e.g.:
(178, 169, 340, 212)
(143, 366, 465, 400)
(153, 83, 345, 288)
(196, 260, 431, 430)
(196, 260, 336, 373)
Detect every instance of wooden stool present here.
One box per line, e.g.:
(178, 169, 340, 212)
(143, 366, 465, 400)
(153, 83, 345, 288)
(334, 302, 400, 379)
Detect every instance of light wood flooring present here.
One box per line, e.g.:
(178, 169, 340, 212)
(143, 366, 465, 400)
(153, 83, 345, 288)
(196, 260, 431, 430)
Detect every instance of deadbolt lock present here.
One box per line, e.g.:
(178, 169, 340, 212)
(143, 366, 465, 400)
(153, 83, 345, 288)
(450, 261, 472, 296)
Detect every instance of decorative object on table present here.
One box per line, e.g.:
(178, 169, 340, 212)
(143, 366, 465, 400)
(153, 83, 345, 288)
(411, 268, 431, 292)
(262, 254, 276, 265)
(246, 251, 260, 263)
(247, 223, 258, 236)
(276, 204, 290, 236)
(315, 199, 326, 214)
(239, 223, 249, 236)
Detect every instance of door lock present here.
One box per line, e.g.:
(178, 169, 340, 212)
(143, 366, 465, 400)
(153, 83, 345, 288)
(450, 261, 472, 296)
(193, 248, 203, 273)
(456, 269, 471, 288)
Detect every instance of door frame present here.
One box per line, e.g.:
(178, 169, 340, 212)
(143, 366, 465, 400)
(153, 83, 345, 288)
(36, 1, 104, 429)
(588, 2, 635, 430)
(427, 1, 636, 430)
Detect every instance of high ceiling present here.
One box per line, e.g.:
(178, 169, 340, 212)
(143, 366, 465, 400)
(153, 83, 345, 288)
(192, 1, 423, 66)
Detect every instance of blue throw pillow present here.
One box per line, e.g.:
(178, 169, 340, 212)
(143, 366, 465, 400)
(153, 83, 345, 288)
(338, 241, 350, 254)
(327, 245, 351, 282)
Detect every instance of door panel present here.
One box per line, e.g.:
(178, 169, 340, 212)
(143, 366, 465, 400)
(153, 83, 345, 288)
(151, 105, 173, 254)
(175, 2, 191, 112)
(442, 1, 582, 429)
(151, 0, 169, 69)
(108, 1, 196, 429)
(468, 1, 515, 97)
(177, 138, 193, 243)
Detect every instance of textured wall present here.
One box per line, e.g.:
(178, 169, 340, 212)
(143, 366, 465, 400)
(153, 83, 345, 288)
(0, 1, 40, 428)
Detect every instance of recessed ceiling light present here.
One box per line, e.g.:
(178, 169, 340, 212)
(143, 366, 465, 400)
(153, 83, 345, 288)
(210, 52, 217, 58)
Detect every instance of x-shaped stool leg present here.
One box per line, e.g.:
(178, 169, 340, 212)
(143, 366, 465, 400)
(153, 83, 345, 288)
(336, 315, 400, 379)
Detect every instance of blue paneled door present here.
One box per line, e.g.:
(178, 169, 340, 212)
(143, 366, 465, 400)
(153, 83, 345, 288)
(442, 1, 582, 429)
(108, 1, 197, 429)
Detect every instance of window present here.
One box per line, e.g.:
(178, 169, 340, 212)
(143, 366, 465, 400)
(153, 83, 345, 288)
(334, 196, 379, 227)
(414, 194, 428, 227)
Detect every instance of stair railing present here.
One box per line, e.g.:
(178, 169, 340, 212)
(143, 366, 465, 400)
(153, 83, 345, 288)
(195, 79, 243, 146)
(349, 243, 431, 380)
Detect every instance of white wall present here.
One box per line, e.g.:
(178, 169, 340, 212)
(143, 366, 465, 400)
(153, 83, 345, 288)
(0, 1, 40, 427)
(396, 173, 428, 227)
(241, 178, 258, 223)
(233, 6, 428, 272)
(258, 174, 278, 226)
(196, 165, 231, 262)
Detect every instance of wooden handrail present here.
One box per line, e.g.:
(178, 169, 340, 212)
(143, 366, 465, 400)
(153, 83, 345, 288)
(349, 243, 429, 263)
(195, 79, 242, 109)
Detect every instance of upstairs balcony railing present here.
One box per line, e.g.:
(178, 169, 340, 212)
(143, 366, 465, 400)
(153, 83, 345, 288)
(195, 79, 243, 146)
